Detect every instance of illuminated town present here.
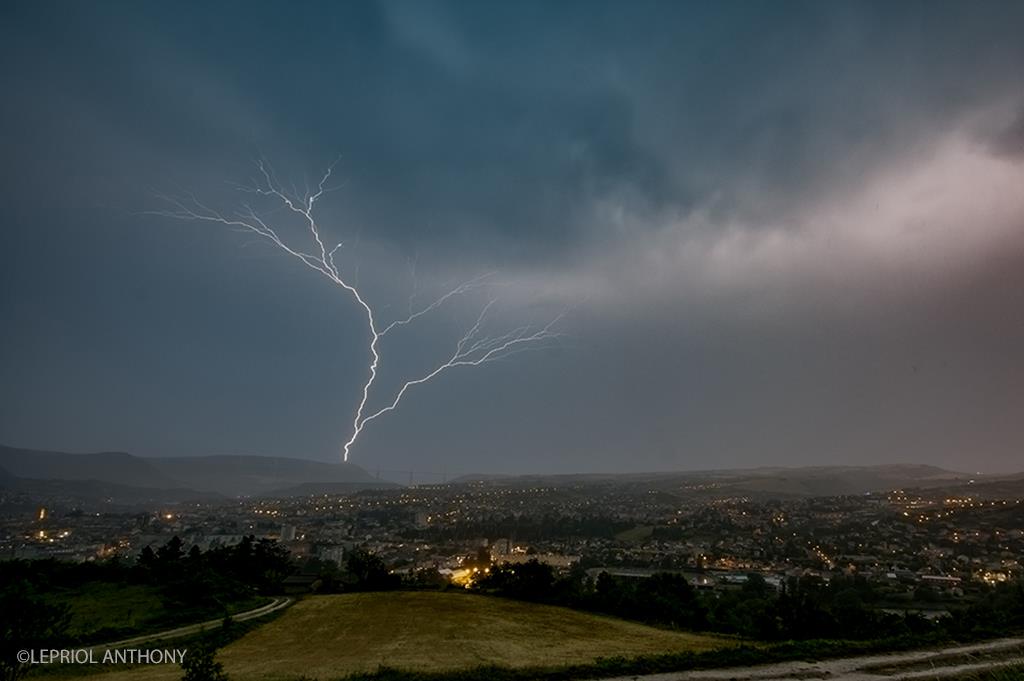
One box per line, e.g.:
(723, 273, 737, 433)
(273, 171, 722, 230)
(5, 477, 1021, 605)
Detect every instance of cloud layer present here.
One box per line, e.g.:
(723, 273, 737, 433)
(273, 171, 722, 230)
(2, 1, 1023, 475)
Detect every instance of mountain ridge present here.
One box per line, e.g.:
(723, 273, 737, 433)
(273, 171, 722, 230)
(0, 445, 387, 499)
(4, 445, 1018, 503)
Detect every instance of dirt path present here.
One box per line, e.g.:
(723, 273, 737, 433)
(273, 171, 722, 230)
(87, 597, 292, 651)
(596, 637, 1024, 681)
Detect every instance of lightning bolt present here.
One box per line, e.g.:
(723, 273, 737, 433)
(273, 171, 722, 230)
(150, 158, 562, 462)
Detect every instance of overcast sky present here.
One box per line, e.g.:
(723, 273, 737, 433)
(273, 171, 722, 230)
(2, 1, 1023, 477)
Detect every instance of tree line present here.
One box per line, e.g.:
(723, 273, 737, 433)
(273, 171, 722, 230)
(472, 559, 1024, 641)
(0, 536, 292, 681)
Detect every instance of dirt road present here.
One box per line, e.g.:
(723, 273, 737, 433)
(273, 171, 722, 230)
(597, 637, 1024, 681)
(88, 597, 292, 651)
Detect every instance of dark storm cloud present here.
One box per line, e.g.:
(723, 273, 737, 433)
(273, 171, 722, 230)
(990, 107, 1024, 159)
(2, 1, 1023, 475)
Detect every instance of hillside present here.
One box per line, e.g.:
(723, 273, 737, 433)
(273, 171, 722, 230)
(0, 445, 390, 501)
(71, 592, 733, 681)
(462, 464, 979, 498)
(1, 476, 219, 506)
(148, 454, 385, 496)
(0, 446, 183, 489)
(5, 444, 1010, 503)
(262, 480, 399, 497)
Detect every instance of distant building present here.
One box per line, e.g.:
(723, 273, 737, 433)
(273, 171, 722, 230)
(280, 524, 297, 542)
(496, 552, 578, 569)
(920, 574, 961, 586)
(920, 574, 962, 594)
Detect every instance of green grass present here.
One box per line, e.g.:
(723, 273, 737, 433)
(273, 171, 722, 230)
(42, 592, 1018, 681)
(48, 583, 164, 639)
(42, 581, 269, 644)
(58, 591, 733, 681)
(29, 604, 288, 680)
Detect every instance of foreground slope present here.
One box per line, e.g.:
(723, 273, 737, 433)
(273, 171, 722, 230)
(75, 591, 731, 681)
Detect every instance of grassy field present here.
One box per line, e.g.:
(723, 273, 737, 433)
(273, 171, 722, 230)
(58, 591, 733, 681)
(48, 583, 165, 639)
(42, 582, 269, 644)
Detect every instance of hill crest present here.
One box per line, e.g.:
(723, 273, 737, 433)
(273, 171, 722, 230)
(0, 445, 387, 500)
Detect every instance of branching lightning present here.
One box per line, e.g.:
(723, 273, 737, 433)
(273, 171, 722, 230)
(151, 159, 563, 462)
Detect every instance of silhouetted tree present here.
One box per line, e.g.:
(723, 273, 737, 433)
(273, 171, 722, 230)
(0, 581, 71, 681)
(345, 548, 399, 591)
(157, 535, 185, 564)
(137, 545, 157, 569)
(180, 638, 228, 681)
(474, 559, 555, 601)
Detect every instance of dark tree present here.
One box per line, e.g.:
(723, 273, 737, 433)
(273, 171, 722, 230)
(344, 548, 400, 591)
(180, 638, 229, 681)
(0, 581, 71, 681)
(474, 559, 555, 601)
(137, 545, 157, 569)
(157, 536, 185, 564)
